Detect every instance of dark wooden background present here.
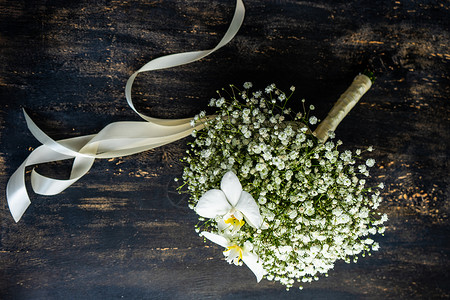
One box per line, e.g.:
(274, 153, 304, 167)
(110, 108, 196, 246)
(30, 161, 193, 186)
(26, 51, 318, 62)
(0, 0, 449, 299)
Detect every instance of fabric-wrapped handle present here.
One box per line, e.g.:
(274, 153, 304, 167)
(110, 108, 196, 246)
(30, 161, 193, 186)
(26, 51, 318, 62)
(313, 74, 372, 143)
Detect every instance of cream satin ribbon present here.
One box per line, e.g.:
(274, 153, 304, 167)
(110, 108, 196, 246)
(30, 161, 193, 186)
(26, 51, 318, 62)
(7, 0, 246, 222)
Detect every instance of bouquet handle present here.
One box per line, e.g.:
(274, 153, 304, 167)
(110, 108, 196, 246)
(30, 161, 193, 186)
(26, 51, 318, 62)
(313, 74, 372, 143)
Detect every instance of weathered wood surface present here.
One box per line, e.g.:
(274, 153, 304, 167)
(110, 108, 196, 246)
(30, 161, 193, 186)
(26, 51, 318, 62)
(0, 0, 448, 299)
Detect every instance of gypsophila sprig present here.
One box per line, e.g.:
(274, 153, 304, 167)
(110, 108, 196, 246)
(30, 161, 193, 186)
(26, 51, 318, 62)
(180, 82, 388, 289)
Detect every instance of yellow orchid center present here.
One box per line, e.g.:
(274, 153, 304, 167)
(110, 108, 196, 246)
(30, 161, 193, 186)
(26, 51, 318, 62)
(224, 244, 243, 265)
(224, 216, 245, 229)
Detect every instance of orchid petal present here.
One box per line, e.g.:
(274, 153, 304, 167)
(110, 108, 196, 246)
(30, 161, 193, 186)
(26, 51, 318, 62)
(200, 231, 230, 248)
(216, 217, 238, 232)
(233, 210, 243, 221)
(220, 171, 242, 206)
(217, 218, 228, 231)
(235, 191, 263, 229)
(242, 251, 264, 282)
(195, 189, 232, 218)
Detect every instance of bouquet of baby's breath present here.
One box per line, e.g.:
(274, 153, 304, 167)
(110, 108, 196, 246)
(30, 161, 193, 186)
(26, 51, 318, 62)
(179, 78, 388, 289)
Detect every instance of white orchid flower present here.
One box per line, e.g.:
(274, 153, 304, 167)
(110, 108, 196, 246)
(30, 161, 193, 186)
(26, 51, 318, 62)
(201, 231, 264, 282)
(195, 171, 263, 229)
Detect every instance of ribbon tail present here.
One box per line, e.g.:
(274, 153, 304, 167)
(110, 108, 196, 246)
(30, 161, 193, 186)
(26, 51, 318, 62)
(23, 109, 93, 157)
(7, 161, 31, 222)
(6, 145, 76, 222)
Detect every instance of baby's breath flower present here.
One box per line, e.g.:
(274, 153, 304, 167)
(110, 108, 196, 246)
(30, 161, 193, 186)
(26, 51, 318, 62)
(265, 83, 275, 93)
(216, 97, 225, 108)
(243, 82, 253, 89)
(366, 158, 375, 167)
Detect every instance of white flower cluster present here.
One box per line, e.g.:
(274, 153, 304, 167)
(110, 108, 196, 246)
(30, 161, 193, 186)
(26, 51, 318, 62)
(181, 83, 388, 289)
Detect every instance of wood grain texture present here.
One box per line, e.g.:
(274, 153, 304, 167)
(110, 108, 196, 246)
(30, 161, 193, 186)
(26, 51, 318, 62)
(0, 0, 449, 299)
